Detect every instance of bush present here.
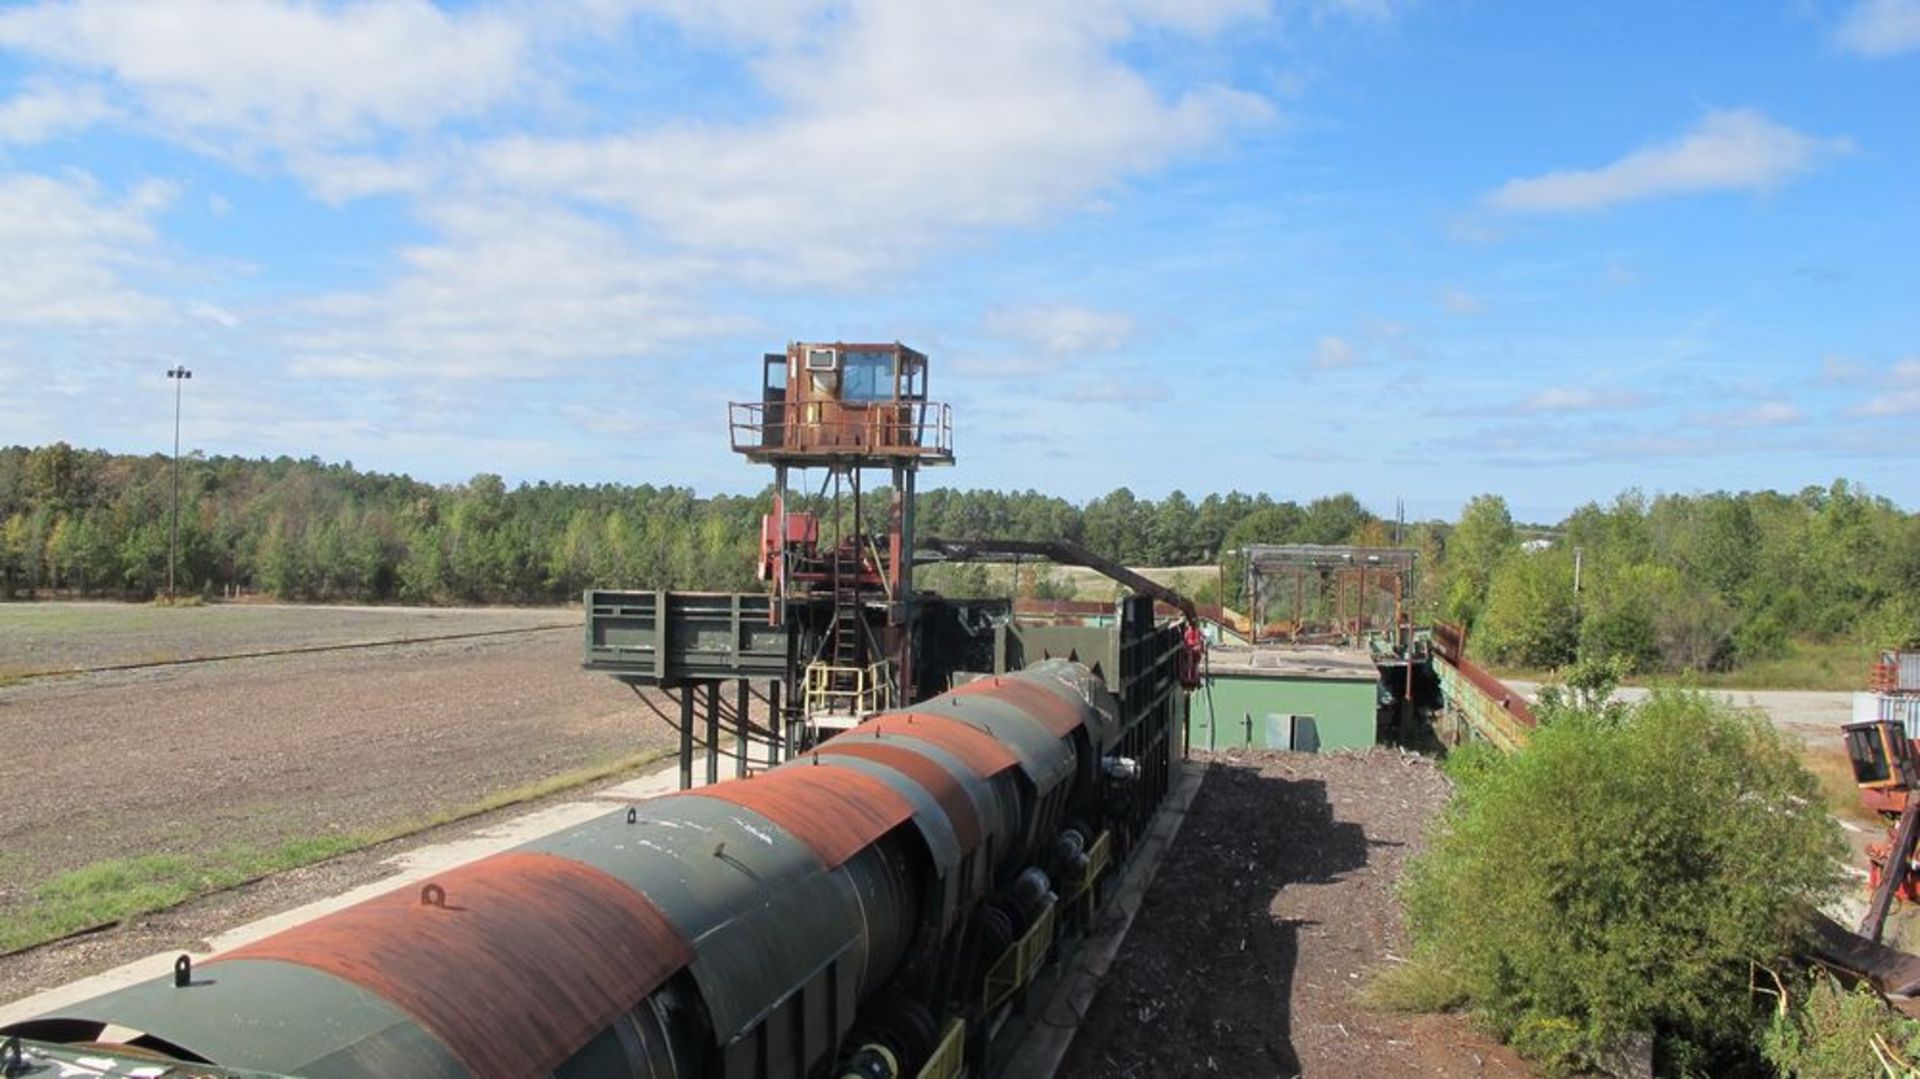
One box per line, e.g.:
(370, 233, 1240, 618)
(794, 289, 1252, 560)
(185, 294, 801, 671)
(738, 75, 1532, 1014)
(1859, 596, 1920, 651)
(1533, 654, 1633, 726)
(1399, 692, 1845, 1074)
(1735, 609, 1794, 664)
(1761, 972, 1920, 1078)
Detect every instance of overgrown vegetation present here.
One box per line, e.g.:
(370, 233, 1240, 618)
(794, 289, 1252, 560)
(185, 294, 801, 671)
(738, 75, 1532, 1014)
(1392, 691, 1846, 1075)
(3, 444, 1913, 682)
(1761, 972, 1920, 1078)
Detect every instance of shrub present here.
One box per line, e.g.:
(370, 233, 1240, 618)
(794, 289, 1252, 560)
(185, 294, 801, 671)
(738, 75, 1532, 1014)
(1399, 692, 1845, 1074)
(1761, 972, 1920, 1078)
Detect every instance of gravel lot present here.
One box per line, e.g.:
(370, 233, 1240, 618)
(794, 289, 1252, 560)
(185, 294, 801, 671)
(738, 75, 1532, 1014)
(1064, 749, 1533, 1078)
(0, 603, 677, 965)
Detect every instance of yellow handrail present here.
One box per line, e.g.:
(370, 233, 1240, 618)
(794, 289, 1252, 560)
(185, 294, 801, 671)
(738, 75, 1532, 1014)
(915, 1019, 966, 1079)
(802, 660, 895, 718)
(982, 902, 1056, 1012)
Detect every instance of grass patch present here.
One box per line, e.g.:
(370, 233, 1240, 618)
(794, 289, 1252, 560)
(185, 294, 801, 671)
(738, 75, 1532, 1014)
(1488, 639, 1878, 693)
(0, 746, 673, 954)
(1360, 956, 1469, 1014)
(148, 594, 207, 608)
(1801, 745, 1883, 827)
(1676, 639, 1877, 692)
(8, 855, 204, 953)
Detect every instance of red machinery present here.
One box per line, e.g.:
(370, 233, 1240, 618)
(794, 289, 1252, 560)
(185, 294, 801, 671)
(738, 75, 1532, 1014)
(1843, 650, 1920, 942)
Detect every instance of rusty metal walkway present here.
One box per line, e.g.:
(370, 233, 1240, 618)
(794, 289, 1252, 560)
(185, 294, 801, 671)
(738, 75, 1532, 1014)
(1429, 622, 1537, 752)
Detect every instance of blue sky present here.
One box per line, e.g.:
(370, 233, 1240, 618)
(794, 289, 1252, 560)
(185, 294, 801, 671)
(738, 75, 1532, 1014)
(0, 0, 1915, 523)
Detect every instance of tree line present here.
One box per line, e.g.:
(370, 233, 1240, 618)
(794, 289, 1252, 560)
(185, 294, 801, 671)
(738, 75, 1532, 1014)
(0, 443, 1372, 606)
(2, 443, 1915, 669)
(1445, 484, 1920, 670)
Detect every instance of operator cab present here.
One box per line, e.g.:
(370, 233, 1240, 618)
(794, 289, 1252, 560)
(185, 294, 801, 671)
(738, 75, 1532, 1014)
(1845, 719, 1916, 792)
(734, 342, 951, 463)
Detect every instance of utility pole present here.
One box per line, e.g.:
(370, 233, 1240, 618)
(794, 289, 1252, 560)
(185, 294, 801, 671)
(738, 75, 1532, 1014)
(167, 365, 192, 600)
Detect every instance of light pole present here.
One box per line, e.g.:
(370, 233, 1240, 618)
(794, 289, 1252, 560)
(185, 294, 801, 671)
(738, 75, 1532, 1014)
(167, 365, 192, 599)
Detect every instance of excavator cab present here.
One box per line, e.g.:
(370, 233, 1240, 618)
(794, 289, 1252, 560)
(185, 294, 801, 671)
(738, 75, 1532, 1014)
(1845, 719, 1916, 792)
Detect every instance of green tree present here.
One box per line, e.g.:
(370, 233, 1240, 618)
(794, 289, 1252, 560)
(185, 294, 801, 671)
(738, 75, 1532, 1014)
(1300, 493, 1371, 545)
(1474, 548, 1577, 669)
(1442, 494, 1516, 625)
(0, 513, 30, 597)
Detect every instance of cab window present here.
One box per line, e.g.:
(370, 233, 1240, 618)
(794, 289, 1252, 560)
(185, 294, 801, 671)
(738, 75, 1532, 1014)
(841, 351, 893, 402)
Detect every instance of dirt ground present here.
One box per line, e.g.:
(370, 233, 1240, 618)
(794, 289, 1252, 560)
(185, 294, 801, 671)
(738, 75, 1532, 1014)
(0, 766, 668, 1006)
(0, 608, 679, 966)
(0, 600, 572, 673)
(1063, 749, 1534, 1078)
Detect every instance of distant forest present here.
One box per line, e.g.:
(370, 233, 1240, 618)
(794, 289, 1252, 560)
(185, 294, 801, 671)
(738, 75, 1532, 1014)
(2, 442, 1917, 671)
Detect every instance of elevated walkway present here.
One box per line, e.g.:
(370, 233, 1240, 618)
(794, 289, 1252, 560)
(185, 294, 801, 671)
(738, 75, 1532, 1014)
(1428, 622, 1537, 753)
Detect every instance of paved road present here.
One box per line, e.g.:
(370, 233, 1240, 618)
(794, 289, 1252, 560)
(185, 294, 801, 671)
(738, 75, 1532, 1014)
(1509, 682, 1854, 747)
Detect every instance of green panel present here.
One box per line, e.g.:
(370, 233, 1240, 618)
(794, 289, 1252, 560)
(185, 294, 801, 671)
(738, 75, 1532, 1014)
(583, 590, 787, 683)
(1188, 673, 1378, 752)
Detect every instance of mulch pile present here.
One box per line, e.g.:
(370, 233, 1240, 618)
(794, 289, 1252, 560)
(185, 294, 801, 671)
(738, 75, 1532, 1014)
(1062, 748, 1534, 1077)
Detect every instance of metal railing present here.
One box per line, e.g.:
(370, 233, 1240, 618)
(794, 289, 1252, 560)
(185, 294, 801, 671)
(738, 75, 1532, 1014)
(1065, 830, 1113, 922)
(982, 901, 1057, 1012)
(1433, 656, 1534, 754)
(728, 400, 953, 458)
(916, 1019, 966, 1079)
(802, 659, 895, 720)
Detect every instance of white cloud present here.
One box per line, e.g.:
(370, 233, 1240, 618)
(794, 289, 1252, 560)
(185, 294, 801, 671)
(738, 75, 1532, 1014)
(0, 82, 117, 143)
(1845, 358, 1920, 415)
(986, 304, 1137, 357)
(1314, 0, 1396, 21)
(1854, 389, 1920, 416)
(0, 172, 174, 326)
(288, 151, 439, 203)
(1515, 387, 1646, 414)
(1310, 335, 1359, 369)
(1438, 287, 1484, 315)
(1076, 374, 1171, 405)
(601, 0, 1276, 44)
(1696, 401, 1803, 428)
(1836, 0, 1920, 56)
(0, 0, 525, 175)
(950, 353, 1051, 380)
(480, 0, 1272, 283)
(284, 199, 744, 380)
(1486, 109, 1850, 213)
(189, 302, 241, 329)
(1819, 354, 1869, 383)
